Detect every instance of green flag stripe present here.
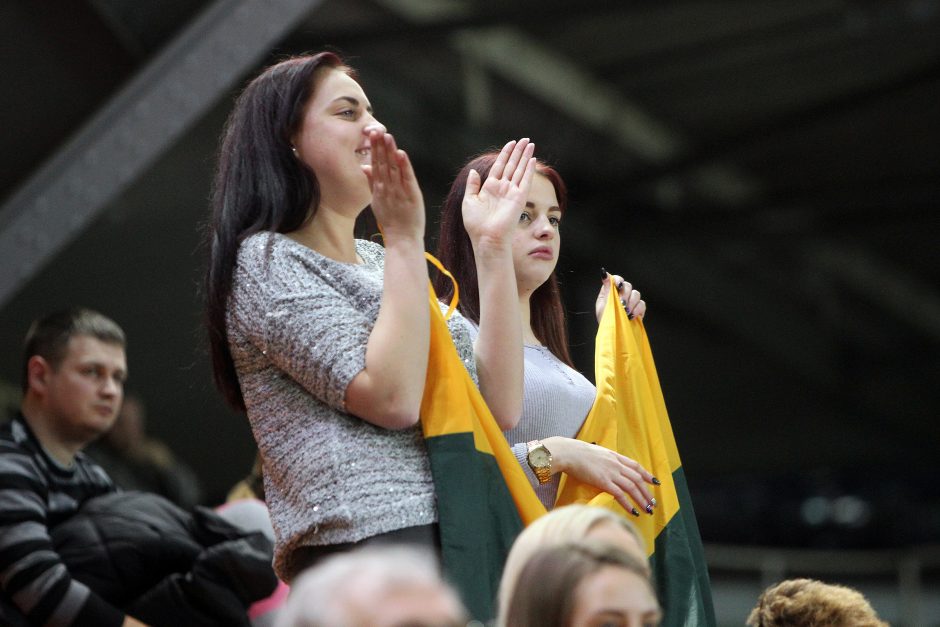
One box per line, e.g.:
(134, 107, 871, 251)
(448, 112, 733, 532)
(425, 432, 523, 622)
(651, 466, 717, 627)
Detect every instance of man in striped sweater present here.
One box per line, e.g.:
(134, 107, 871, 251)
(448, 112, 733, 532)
(0, 308, 147, 626)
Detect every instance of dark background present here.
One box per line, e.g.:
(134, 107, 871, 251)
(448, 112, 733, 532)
(1, 0, 938, 550)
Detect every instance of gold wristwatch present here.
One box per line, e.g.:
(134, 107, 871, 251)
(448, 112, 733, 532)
(526, 440, 553, 484)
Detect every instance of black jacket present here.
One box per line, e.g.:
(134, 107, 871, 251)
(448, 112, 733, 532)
(49, 491, 277, 627)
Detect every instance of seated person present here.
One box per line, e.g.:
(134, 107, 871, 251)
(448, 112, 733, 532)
(275, 544, 466, 627)
(502, 539, 660, 627)
(1, 308, 275, 627)
(87, 393, 202, 509)
(0, 308, 145, 626)
(747, 578, 889, 627)
(497, 504, 648, 626)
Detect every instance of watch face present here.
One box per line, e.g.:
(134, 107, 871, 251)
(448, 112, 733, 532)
(530, 447, 550, 466)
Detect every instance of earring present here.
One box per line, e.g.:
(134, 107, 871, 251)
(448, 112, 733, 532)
(291, 146, 300, 158)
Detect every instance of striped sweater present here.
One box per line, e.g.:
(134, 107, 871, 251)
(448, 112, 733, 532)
(0, 414, 122, 626)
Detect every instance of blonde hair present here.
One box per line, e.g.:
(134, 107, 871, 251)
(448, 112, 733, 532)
(747, 578, 889, 627)
(505, 540, 657, 627)
(497, 505, 647, 627)
(276, 545, 465, 627)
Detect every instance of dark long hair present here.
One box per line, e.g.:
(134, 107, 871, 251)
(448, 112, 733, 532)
(205, 52, 351, 411)
(433, 153, 574, 368)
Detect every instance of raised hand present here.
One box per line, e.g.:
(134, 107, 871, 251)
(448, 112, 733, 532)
(361, 129, 425, 241)
(596, 270, 647, 322)
(462, 138, 537, 255)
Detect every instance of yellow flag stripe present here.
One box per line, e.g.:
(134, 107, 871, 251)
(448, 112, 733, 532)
(556, 289, 681, 555)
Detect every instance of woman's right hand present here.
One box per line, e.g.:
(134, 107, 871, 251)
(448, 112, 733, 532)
(543, 436, 658, 515)
(461, 138, 536, 256)
(362, 129, 425, 241)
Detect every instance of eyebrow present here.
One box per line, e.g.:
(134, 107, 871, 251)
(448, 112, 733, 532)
(332, 96, 373, 113)
(525, 201, 562, 212)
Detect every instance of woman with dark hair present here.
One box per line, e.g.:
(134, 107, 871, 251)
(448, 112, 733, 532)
(434, 153, 657, 513)
(205, 52, 535, 583)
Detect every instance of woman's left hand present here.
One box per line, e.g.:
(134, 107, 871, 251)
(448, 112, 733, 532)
(596, 271, 646, 322)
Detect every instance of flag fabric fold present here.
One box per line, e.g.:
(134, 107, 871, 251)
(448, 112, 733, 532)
(419, 255, 546, 621)
(555, 290, 716, 627)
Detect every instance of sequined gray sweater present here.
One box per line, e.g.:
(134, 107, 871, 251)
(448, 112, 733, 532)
(227, 232, 477, 580)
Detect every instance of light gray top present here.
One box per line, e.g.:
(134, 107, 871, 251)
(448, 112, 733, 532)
(465, 324, 597, 509)
(227, 232, 476, 580)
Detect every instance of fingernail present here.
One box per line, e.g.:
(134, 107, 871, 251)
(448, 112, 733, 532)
(628, 313, 635, 320)
(650, 498, 657, 507)
(652, 477, 661, 485)
(600, 267, 607, 280)
(631, 507, 640, 517)
(616, 280, 624, 291)
(646, 504, 654, 515)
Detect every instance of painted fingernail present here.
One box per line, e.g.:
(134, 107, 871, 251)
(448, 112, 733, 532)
(652, 477, 661, 485)
(646, 504, 654, 515)
(650, 498, 657, 507)
(620, 299, 627, 307)
(631, 507, 640, 517)
(628, 312, 635, 320)
(600, 267, 608, 280)
(616, 280, 624, 291)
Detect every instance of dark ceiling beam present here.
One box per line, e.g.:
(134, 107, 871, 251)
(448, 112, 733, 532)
(807, 244, 940, 342)
(0, 0, 322, 307)
(618, 57, 940, 187)
(597, 4, 847, 78)
(297, 0, 631, 44)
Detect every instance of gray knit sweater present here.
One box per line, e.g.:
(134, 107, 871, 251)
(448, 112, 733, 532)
(464, 325, 596, 509)
(227, 232, 477, 580)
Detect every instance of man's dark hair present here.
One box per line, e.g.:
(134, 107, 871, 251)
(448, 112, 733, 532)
(21, 308, 126, 392)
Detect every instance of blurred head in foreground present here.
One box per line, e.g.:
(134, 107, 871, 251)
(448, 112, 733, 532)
(275, 544, 467, 627)
(747, 578, 889, 627)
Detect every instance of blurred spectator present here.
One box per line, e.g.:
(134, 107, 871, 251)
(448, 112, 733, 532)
(274, 545, 466, 627)
(87, 393, 202, 508)
(227, 453, 265, 502)
(217, 454, 287, 627)
(746, 578, 889, 627)
(497, 504, 647, 626)
(503, 540, 660, 627)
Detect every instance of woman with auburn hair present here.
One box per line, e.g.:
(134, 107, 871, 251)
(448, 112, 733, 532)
(434, 153, 658, 514)
(205, 51, 535, 582)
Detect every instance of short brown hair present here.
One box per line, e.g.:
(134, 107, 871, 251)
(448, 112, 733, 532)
(22, 308, 126, 392)
(747, 578, 888, 627)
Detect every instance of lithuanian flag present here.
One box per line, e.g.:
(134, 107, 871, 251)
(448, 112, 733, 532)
(556, 290, 716, 626)
(419, 258, 546, 621)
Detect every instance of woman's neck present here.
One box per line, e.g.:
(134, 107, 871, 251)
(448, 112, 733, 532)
(287, 206, 360, 264)
(519, 292, 540, 345)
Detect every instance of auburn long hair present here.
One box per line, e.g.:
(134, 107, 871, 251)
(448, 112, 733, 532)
(433, 153, 573, 367)
(205, 52, 352, 411)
